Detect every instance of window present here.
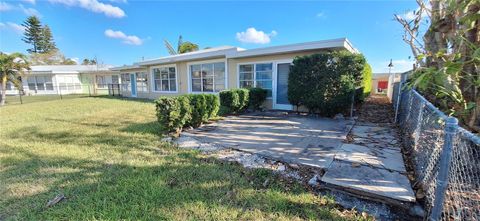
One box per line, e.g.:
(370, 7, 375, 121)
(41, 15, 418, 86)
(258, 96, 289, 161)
(112, 75, 119, 84)
(27, 76, 54, 91)
(153, 66, 176, 92)
(239, 63, 273, 97)
(121, 73, 130, 91)
(136, 72, 148, 92)
(96, 76, 106, 88)
(190, 62, 225, 92)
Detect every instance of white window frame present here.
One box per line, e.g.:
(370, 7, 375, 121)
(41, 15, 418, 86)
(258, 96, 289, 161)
(120, 73, 131, 92)
(96, 75, 106, 89)
(187, 58, 228, 94)
(237, 59, 293, 101)
(150, 64, 178, 93)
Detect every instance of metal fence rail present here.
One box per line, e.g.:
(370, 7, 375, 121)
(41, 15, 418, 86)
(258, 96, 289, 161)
(0, 83, 123, 105)
(396, 88, 480, 220)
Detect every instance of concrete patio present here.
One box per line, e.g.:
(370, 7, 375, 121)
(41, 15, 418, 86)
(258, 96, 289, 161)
(179, 112, 415, 205)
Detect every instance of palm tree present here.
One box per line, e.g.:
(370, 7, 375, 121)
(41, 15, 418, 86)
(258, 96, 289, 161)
(0, 52, 31, 106)
(164, 35, 199, 55)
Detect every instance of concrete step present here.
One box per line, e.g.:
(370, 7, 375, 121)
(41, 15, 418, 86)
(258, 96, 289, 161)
(321, 160, 415, 205)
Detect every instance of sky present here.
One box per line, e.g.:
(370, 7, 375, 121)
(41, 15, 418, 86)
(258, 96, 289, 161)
(0, 0, 420, 73)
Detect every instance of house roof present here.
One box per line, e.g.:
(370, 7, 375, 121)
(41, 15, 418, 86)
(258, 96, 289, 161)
(29, 65, 114, 74)
(228, 38, 358, 58)
(116, 38, 358, 68)
(135, 46, 242, 66)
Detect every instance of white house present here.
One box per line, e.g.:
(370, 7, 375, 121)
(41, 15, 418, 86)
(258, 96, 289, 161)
(3, 65, 118, 96)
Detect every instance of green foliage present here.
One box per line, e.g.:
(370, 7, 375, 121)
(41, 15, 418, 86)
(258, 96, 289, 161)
(155, 94, 219, 132)
(155, 97, 191, 133)
(219, 90, 240, 114)
(219, 89, 250, 114)
(22, 16, 56, 54)
(288, 51, 366, 116)
(0, 52, 30, 106)
(186, 94, 209, 127)
(22, 16, 43, 53)
(248, 87, 267, 110)
(164, 35, 199, 55)
(361, 63, 372, 100)
(204, 94, 220, 119)
(236, 89, 249, 111)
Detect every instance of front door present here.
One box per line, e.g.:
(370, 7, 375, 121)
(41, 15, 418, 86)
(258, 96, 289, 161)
(274, 63, 293, 110)
(130, 73, 137, 97)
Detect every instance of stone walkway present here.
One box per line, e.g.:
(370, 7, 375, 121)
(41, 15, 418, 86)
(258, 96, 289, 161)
(175, 96, 416, 207)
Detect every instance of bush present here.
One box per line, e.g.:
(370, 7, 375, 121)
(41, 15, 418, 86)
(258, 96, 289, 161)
(248, 87, 267, 110)
(205, 94, 220, 119)
(236, 89, 249, 111)
(357, 63, 372, 103)
(187, 94, 209, 127)
(219, 90, 240, 114)
(155, 96, 191, 133)
(288, 51, 366, 116)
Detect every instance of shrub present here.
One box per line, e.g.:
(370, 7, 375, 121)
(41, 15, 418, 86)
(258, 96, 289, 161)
(288, 51, 366, 116)
(205, 94, 220, 118)
(187, 94, 209, 127)
(248, 87, 267, 110)
(219, 90, 240, 114)
(357, 63, 372, 103)
(236, 88, 249, 111)
(155, 96, 191, 133)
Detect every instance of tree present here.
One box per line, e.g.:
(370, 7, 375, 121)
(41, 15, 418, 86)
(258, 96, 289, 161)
(0, 52, 30, 106)
(29, 50, 77, 65)
(81, 58, 97, 65)
(395, 0, 480, 131)
(164, 35, 199, 55)
(22, 16, 43, 53)
(39, 25, 57, 53)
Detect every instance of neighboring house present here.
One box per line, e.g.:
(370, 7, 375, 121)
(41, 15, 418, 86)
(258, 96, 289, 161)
(372, 72, 402, 101)
(2, 65, 118, 96)
(111, 38, 358, 110)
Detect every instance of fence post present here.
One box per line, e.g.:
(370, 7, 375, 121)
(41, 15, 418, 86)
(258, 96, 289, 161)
(429, 116, 458, 221)
(18, 89, 23, 104)
(59, 85, 63, 100)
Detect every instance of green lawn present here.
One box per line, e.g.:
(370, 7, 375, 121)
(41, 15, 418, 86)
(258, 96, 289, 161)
(0, 97, 363, 220)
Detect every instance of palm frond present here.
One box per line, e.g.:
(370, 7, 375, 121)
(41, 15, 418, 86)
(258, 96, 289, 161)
(163, 39, 177, 55)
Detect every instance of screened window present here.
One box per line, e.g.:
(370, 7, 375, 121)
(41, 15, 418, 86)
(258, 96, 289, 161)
(112, 75, 119, 84)
(153, 66, 176, 92)
(190, 62, 225, 92)
(239, 63, 273, 97)
(96, 76, 106, 88)
(27, 76, 54, 91)
(136, 72, 148, 92)
(121, 73, 130, 91)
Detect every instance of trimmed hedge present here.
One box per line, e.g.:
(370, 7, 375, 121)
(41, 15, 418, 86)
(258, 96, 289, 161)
(248, 87, 267, 110)
(155, 96, 191, 133)
(219, 89, 249, 113)
(219, 88, 267, 114)
(288, 51, 366, 116)
(155, 94, 219, 133)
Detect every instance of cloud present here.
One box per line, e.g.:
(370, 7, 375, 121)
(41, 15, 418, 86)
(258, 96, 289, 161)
(0, 3, 41, 16)
(316, 12, 325, 18)
(22, 0, 36, 4)
(19, 4, 41, 16)
(373, 59, 415, 73)
(0, 22, 26, 34)
(236, 27, 277, 44)
(401, 7, 429, 20)
(104, 29, 143, 45)
(0, 2, 14, 11)
(48, 0, 125, 18)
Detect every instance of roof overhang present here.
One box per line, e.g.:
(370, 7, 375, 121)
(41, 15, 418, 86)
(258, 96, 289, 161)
(134, 46, 239, 66)
(227, 38, 358, 59)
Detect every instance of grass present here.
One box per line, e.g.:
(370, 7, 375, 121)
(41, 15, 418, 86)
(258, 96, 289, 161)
(0, 97, 364, 220)
(4, 94, 91, 105)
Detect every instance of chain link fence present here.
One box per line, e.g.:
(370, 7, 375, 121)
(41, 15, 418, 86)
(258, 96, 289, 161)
(1, 83, 123, 105)
(396, 88, 479, 220)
